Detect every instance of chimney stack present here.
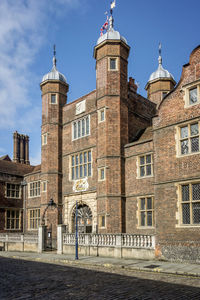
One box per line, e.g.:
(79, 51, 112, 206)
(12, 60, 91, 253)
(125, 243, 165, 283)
(13, 131, 30, 165)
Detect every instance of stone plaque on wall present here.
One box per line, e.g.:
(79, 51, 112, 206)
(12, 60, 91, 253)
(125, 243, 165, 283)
(76, 99, 86, 115)
(73, 178, 89, 192)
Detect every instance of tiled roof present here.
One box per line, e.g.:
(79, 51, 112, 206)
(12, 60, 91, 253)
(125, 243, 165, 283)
(0, 160, 35, 176)
(0, 155, 11, 161)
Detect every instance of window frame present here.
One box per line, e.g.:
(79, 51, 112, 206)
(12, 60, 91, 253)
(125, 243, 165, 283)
(99, 215, 106, 228)
(28, 209, 40, 230)
(98, 108, 106, 123)
(28, 181, 41, 198)
(72, 115, 90, 141)
(177, 121, 200, 156)
(137, 153, 153, 179)
(50, 93, 57, 104)
(178, 182, 200, 227)
(108, 57, 118, 71)
(5, 183, 21, 199)
(70, 150, 92, 180)
(42, 181, 47, 192)
(42, 133, 48, 146)
(138, 196, 154, 228)
(183, 80, 200, 108)
(5, 209, 21, 230)
(98, 167, 106, 181)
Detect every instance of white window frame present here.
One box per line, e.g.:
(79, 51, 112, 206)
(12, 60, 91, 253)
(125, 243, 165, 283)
(108, 57, 118, 71)
(137, 153, 153, 179)
(50, 93, 57, 104)
(42, 133, 47, 146)
(98, 167, 106, 181)
(72, 115, 90, 141)
(183, 80, 200, 108)
(176, 121, 200, 157)
(98, 108, 106, 123)
(28, 181, 41, 198)
(70, 150, 92, 180)
(5, 183, 21, 199)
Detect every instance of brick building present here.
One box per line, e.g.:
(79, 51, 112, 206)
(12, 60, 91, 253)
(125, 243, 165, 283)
(1, 14, 200, 261)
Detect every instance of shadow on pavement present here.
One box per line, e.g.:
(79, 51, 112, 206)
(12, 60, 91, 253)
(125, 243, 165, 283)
(0, 257, 200, 300)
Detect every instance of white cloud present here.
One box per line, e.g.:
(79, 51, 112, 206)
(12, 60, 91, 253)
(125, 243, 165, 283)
(0, 0, 82, 130)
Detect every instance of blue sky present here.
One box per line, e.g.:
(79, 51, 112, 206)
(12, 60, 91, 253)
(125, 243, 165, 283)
(0, 0, 200, 165)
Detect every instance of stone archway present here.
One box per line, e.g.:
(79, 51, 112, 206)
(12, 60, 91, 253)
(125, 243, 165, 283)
(72, 203, 92, 233)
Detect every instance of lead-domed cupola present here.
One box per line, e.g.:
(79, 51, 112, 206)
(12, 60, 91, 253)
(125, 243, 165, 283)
(147, 44, 175, 84)
(41, 46, 67, 83)
(96, 15, 127, 46)
(145, 44, 176, 106)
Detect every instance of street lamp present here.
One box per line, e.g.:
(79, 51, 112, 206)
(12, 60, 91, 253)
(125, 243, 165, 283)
(41, 198, 57, 225)
(21, 180, 27, 233)
(75, 200, 78, 260)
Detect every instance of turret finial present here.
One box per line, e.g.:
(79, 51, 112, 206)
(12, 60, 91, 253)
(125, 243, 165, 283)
(109, 0, 116, 30)
(53, 44, 57, 69)
(158, 42, 162, 65)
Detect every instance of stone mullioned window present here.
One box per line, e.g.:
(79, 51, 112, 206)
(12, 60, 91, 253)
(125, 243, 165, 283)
(178, 122, 199, 155)
(180, 182, 200, 225)
(6, 209, 21, 230)
(29, 181, 41, 198)
(29, 209, 40, 230)
(138, 196, 154, 227)
(71, 150, 92, 180)
(6, 183, 20, 198)
(137, 153, 153, 178)
(72, 115, 90, 141)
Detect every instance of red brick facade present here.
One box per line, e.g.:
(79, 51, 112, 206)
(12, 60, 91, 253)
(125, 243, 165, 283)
(0, 27, 200, 261)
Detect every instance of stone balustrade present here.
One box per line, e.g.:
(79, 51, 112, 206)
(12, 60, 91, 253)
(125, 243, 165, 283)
(62, 233, 155, 249)
(60, 232, 155, 259)
(0, 233, 38, 252)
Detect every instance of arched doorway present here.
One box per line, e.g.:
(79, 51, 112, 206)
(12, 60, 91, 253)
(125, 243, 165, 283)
(72, 204, 92, 233)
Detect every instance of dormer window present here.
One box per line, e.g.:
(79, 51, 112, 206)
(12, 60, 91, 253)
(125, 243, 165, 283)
(189, 87, 198, 105)
(183, 80, 200, 107)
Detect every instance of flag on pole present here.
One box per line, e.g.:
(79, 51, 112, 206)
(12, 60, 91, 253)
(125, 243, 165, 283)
(100, 16, 109, 36)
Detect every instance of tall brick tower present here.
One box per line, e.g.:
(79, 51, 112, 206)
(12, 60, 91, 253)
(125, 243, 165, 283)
(94, 13, 130, 233)
(40, 47, 69, 246)
(145, 44, 176, 107)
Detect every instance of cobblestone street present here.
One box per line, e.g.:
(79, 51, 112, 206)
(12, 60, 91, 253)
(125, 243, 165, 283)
(0, 257, 200, 299)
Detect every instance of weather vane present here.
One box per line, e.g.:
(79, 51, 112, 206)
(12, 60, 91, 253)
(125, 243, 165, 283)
(53, 44, 57, 68)
(100, 0, 116, 36)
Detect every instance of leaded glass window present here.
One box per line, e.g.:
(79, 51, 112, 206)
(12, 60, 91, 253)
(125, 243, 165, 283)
(181, 183, 200, 225)
(180, 123, 199, 155)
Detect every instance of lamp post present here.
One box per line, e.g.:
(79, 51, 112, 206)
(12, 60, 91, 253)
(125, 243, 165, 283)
(21, 180, 27, 233)
(75, 200, 78, 260)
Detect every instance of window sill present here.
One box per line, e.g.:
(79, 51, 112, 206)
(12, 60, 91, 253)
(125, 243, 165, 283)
(177, 151, 200, 158)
